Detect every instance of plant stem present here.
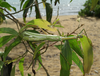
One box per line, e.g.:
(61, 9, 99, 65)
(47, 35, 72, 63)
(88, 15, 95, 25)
(68, 24, 84, 36)
(38, 59, 50, 76)
(62, 34, 83, 40)
(6, 1, 44, 15)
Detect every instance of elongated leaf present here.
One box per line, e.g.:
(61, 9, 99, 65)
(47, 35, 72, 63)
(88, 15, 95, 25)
(37, 51, 42, 71)
(0, 9, 4, 25)
(55, 45, 62, 50)
(28, 42, 43, 71)
(0, 9, 5, 21)
(20, 0, 25, 9)
(34, 42, 45, 71)
(0, 35, 15, 47)
(36, 42, 45, 52)
(33, 42, 45, 59)
(54, 24, 64, 28)
(35, 0, 42, 19)
(68, 35, 83, 58)
(42, 0, 46, 8)
(19, 57, 24, 76)
(22, 0, 29, 9)
(72, 51, 84, 73)
(50, 0, 52, 3)
(52, 19, 59, 25)
(26, 19, 57, 31)
(54, 0, 60, 5)
(70, 0, 73, 3)
(45, 3, 53, 22)
(25, 30, 39, 34)
(0, 27, 18, 36)
(22, 0, 30, 20)
(80, 35, 93, 73)
(0, 51, 4, 57)
(0, 61, 4, 71)
(3, 36, 21, 61)
(10, 65, 15, 76)
(28, 73, 31, 76)
(0, 2, 16, 11)
(90, 0, 98, 11)
(22, 0, 34, 22)
(60, 40, 72, 76)
(55, 44, 84, 73)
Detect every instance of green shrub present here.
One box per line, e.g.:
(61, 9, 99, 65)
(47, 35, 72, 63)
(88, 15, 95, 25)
(78, 0, 100, 17)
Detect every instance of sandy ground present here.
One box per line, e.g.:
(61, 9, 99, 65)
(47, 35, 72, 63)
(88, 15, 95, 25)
(0, 15, 100, 76)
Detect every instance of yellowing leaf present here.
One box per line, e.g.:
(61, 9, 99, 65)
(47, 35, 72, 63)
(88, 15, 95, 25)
(80, 35, 93, 74)
(26, 19, 57, 31)
(43, 2, 45, 8)
(10, 8, 12, 11)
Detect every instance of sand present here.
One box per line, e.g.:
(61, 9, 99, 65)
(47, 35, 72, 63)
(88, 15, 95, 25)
(0, 15, 100, 76)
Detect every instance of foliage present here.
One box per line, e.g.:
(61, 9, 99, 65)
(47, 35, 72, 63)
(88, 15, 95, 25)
(0, 0, 94, 76)
(78, 0, 100, 17)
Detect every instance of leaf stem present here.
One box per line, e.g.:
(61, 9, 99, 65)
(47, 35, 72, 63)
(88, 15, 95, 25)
(38, 59, 50, 76)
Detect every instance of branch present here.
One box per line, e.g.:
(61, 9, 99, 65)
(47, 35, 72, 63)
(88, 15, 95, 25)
(6, 1, 44, 15)
(68, 24, 84, 36)
(38, 59, 50, 76)
(0, 7, 20, 30)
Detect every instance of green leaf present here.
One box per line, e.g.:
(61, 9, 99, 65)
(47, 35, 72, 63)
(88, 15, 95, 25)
(22, 0, 29, 9)
(55, 43, 84, 74)
(52, 19, 59, 25)
(33, 42, 45, 71)
(37, 51, 42, 71)
(10, 65, 15, 76)
(19, 57, 24, 76)
(35, 0, 42, 19)
(80, 35, 93, 73)
(0, 27, 18, 36)
(36, 42, 45, 52)
(90, 0, 98, 11)
(26, 19, 57, 31)
(68, 35, 83, 58)
(0, 35, 15, 48)
(54, 24, 64, 28)
(55, 45, 62, 50)
(0, 9, 4, 25)
(60, 40, 72, 76)
(0, 61, 4, 71)
(3, 36, 21, 61)
(0, 51, 4, 57)
(33, 42, 45, 59)
(20, 0, 25, 9)
(70, 0, 73, 3)
(0, 2, 16, 11)
(54, 0, 60, 5)
(50, 0, 52, 3)
(22, 0, 34, 22)
(72, 51, 84, 73)
(45, 3, 53, 22)
(25, 30, 39, 34)
(28, 73, 31, 76)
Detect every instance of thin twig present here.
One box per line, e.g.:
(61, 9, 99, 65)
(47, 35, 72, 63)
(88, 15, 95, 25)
(68, 24, 84, 36)
(0, 7, 20, 30)
(35, 0, 42, 19)
(53, 7, 59, 24)
(6, 1, 44, 15)
(0, 7, 17, 20)
(38, 59, 50, 76)
(40, 41, 58, 51)
(38, 44, 49, 56)
(0, 12, 15, 22)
